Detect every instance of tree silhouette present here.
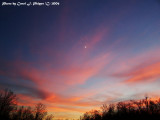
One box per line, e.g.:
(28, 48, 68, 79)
(1, 88, 160, 120)
(11, 106, 35, 120)
(35, 103, 47, 120)
(0, 89, 54, 120)
(0, 89, 17, 120)
(45, 114, 54, 120)
(81, 98, 160, 120)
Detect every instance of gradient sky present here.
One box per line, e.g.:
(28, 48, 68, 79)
(1, 0, 160, 119)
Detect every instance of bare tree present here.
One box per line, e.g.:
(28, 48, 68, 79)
(35, 103, 47, 120)
(101, 104, 108, 115)
(45, 114, 54, 120)
(0, 89, 17, 120)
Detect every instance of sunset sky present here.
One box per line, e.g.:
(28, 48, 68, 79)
(0, 0, 160, 119)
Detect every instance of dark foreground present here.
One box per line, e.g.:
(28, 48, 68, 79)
(1, 89, 160, 120)
(81, 97, 160, 120)
(0, 89, 53, 120)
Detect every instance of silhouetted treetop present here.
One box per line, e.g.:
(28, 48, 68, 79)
(0, 89, 54, 120)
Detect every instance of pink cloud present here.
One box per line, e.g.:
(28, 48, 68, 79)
(123, 62, 160, 83)
(109, 47, 160, 84)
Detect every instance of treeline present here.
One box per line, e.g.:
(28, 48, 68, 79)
(2, 89, 160, 120)
(0, 89, 53, 120)
(81, 97, 160, 120)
